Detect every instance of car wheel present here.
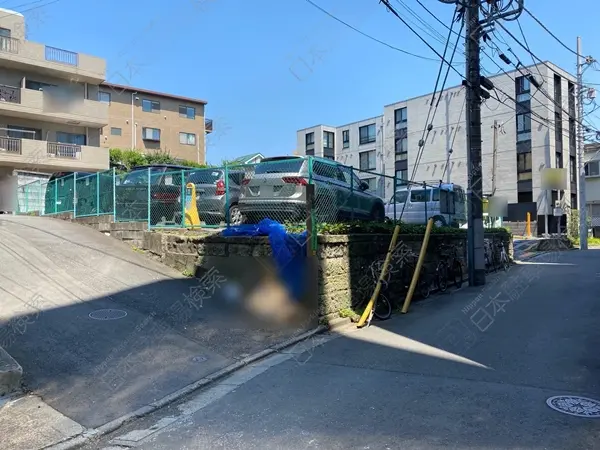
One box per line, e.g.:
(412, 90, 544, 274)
(229, 204, 244, 226)
(432, 215, 447, 227)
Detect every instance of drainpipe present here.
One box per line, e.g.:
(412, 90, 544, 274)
(131, 91, 137, 149)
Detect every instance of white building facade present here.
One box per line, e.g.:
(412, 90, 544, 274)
(296, 62, 580, 233)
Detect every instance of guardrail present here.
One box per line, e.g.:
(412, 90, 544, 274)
(45, 45, 79, 66)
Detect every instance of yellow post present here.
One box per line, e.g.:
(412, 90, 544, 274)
(184, 183, 201, 227)
(401, 218, 434, 314)
(525, 212, 531, 238)
(357, 224, 401, 328)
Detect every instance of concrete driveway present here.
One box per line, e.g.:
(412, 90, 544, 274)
(0, 215, 313, 435)
(90, 248, 600, 449)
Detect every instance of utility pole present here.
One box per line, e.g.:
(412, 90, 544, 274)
(464, 0, 486, 286)
(577, 36, 588, 250)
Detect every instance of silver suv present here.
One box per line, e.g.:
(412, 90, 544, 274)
(187, 168, 245, 225)
(238, 156, 386, 224)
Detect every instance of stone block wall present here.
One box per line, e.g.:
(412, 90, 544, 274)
(142, 230, 512, 318)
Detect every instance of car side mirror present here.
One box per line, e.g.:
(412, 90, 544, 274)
(359, 181, 369, 191)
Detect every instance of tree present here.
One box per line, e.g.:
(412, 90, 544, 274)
(109, 148, 209, 171)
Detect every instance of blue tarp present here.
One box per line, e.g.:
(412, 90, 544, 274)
(222, 219, 308, 302)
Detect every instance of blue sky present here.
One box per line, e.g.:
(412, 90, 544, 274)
(22, 0, 600, 165)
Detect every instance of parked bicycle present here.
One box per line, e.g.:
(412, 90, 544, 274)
(484, 238, 495, 273)
(493, 238, 510, 271)
(434, 243, 463, 292)
(379, 247, 431, 300)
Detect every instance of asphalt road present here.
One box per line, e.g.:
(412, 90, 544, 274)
(0, 216, 310, 430)
(102, 248, 600, 449)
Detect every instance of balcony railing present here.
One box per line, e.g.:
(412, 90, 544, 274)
(0, 84, 21, 104)
(205, 118, 213, 133)
(0, 36, 19, 54)
(45, 46, 79, 66)
(47, 142, 81, 159)
(0, 136, 22, 154)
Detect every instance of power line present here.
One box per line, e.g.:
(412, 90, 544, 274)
(0, 0, 61, 21)
(522, 5, 585, 58)
(378, 0, 466, 80)
(302, 0, 450, 63)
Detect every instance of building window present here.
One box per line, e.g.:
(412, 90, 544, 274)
(516, 75, 531, 99)
(359, 124, 376, 145)
(110, 127, 122, 136)
(142, 99, 160, 113)
(585, 161, 600, 177)
(342, 130, 349, 148)
(570, 155, 577, 182)
(25, 80, 55, 91)
(179, 105, 196, 119)
(359, 150, 376, 171)
(305, 132, 315, 155)
(362, 177, 376, 191)
(569, 119, 576, 152)
(0, 27, 10, 38)
(56, 132, 86, 145)
(179, 132, 196, 145)
(395, 169, 408, 185)
(517, 152, 532, 181)
(394, 107, 407, 128)
(323, 131, 334, 149)
(516, 112, 531, 142)
(556, 152, 563, 169)
(7, 125, 41, 140)
(98, 91, 111, 103)
(518, 191, 533, 203)
(142, 127, 161, 141)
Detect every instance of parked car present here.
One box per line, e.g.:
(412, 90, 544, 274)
(238, 156, 386, 224)
(186, 168, 246, 225)
(384, 183, 467, 227)
(115, 164, 192, 225)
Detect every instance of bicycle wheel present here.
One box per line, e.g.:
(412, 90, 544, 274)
(373, 292, 392, 321)
(502, 252, 509, 271)
(436, 261, 448, 292)
(418, 267, 431, 299)
(452, 260, 463, 289)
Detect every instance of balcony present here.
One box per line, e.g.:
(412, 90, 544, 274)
(0, 36, 105, 83)
(205, 118, 213, 134)
(0, 84, 108, 127)
(0, 138, 108, 172)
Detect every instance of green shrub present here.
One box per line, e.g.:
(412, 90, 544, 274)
(284, 221, 511, 236)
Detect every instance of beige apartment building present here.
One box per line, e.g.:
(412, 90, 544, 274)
(0, 7, 108, 210)
(98, 83, 211, 163)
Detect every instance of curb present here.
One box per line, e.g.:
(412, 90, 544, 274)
(0, 346, 22, 396)
(47, 324, 328, 450)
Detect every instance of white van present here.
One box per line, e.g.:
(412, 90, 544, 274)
(384, 183, 467, 227)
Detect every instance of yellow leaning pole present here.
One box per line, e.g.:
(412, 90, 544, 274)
(401, 218, 434, 314)
(357, 224, 401, 328)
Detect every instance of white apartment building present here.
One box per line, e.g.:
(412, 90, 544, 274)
(584, 142, 600, 235)
(296, 62, 580, 234)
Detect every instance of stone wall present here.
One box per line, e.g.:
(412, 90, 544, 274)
(142, 230, 512, 318)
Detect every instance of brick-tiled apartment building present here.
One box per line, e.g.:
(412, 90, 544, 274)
(98, 83, 212, 163)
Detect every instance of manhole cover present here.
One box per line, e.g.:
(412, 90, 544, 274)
(89, 309, 128, 320)
(546, 395, 600, 418)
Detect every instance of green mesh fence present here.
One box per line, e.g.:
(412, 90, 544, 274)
(42, 174, 75, 215)
(74, 170, 116, 217)
(147, 169, 186, 228)
(115, 168, 151, 223)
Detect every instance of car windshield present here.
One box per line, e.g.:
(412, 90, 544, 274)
(122, 168, 164, 185)
(190, 170, 222, 184)
(254, 159, 304, 174)
(392, 191, 409, 204)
